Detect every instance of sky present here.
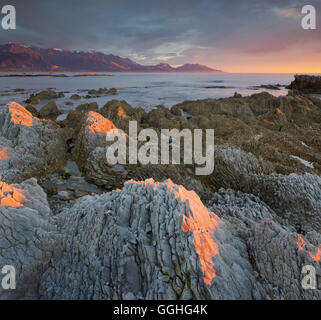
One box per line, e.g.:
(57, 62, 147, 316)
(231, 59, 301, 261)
(0, 0, 320, 72)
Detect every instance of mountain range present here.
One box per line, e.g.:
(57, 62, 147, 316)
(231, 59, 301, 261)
(0, 43, 222, 73)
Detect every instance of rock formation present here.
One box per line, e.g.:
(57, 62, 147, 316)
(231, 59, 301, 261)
(1, 86, 321, 300)
(0, 102, 67, 183)
(25, 90, 65, 104)
(0, 178, 60, 299)
(287, 75, 321, 94)
(39, 101, 63, 121)
(1, 178, 320, 299)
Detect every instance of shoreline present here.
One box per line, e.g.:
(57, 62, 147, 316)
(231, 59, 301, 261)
(1, 75, 321, 300)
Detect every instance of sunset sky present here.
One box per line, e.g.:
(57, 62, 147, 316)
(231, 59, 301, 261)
(1, 0, 320, 73)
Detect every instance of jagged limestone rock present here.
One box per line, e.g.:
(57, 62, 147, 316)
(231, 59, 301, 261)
(0, 178, 60, 299)
(0, 102, 67, 183)
(39, 179, 253, 299)
(39, 179, 321, 300)
(72, 111, 206, 193)
(243, 173, 321, 233)
(207, 188, 321, 299)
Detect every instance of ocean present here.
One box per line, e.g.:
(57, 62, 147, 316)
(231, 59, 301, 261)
(0, 73, 320, 118)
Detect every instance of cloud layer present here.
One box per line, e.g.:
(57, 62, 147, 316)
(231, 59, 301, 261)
(0, 0, 320, 72)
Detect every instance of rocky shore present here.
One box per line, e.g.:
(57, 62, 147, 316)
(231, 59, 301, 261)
(1, 76, 321, 299)
(287, 75, 321, 94)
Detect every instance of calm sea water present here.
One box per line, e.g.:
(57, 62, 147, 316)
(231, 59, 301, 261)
(0, 73, 320, 116)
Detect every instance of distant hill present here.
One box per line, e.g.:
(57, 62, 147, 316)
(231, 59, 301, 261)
(175, 63, 217, 72)
(0, 43, 223, 73)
